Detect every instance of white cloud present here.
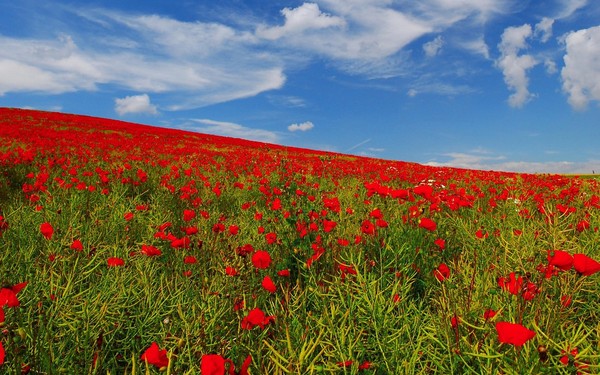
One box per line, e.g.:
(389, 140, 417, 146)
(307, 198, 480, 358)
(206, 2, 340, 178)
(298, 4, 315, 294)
(496, 24, 538, 108)
(553, 0, 588, 19)
(407, 81, 476, 97)
(257, 1, 431, 63)
(115, 94, 158, 116)
(288, 121, 314, 132)
(423, 36, 444, 57)
(561, 26, 600, 110)
(544, 59, 558, 74)
(425, 150, 600, 174)
(0, 12, 285, 109)
(460, 36, 490, 59)
(257, 3, 345, 40)
(268, 95, 307, 108)
(0, 34, 100, 95)
(534, 17, 554, 43)
(189, 119, 280, 144)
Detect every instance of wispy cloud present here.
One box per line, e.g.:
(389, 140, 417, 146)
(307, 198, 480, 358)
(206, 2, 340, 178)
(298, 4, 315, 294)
(267, 95, 307, 108)
(423, 36, 444, 57)
(346, 138, 371, 152)
(425, 149, 600, 174)
(255, 0, 517, 77)
(0, 9, 286, 109)
(553, 0, 588, 19)
(187, 119, 280, 144)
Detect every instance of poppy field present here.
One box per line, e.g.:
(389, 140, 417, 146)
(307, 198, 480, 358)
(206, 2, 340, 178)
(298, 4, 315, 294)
(0, 107, 598, 374)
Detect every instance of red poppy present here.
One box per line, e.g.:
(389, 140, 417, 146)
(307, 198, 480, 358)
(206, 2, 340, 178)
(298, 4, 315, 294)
(277, 269, 290, 277)
(0, 282, 25, 308)
(251, 250, 272, 269)
(183, 209, 195, 222)
(0, 306, 4, 325)
(40, 222, 54, 240)
(107, 257, 124, 267)
(238, 354, 252, 375)
(140, 341, 168, 368)
(358, 361, 372, 370)
(70, 239, 84, 252)
(200, 354, 228, 375)
(522, 282, 538, 301)
(495, 321, 536, 346)
(183, 226, 198, 235)
(337, 360, 353, 368)
(361, 220, 375, 235)
(225, 266, 239, 276)
(576, 219, 590, 232)
(434, 238, 445, 250)
(433, 263, 450, 281)
(547, 250, 573, 271)
(0, 288, 19, 308)
(265, 232, 278, 244)
(418, 218, 436, 231)
(483, 309, 497, 320)
(240, 308, 275, 330)
(200, 354, 251, 375)
(322, 219, 337, 232)
(498, 272, 522, 295)
(141, 245, 161, 257)
(124, 212, 134, 221)
(573, 253, 600, 276)
(261, 276, 277, 293)
(414, 184, 433, 199)
(0, 341, 4, 365)
(184, 255, 197, 264)
(475, 229, 488, 239)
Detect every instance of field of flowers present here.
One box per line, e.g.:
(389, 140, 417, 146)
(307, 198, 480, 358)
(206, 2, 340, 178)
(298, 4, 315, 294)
(0, 107, 598, 374)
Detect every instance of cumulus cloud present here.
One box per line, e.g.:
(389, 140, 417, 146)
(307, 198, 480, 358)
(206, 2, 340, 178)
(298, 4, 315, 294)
(561, 26, 600, 110)
(496, 24, 538, 108)
(423, 36, 444, 57)
(257, 3, 345, 40)
(189, 119, 280, 144)
(288, 121, 314, 132)
(115, 94, 158, 116)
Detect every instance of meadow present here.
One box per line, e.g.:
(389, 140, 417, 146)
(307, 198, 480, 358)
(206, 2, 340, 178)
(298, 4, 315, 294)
(0, 107, 598, 374)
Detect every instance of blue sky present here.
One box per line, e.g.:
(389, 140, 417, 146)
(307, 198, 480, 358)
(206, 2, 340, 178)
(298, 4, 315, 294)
(1, 0, 600, 173)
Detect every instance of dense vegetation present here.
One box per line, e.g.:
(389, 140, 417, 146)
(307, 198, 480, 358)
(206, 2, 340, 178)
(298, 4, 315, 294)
(0, 108, 598, 374)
